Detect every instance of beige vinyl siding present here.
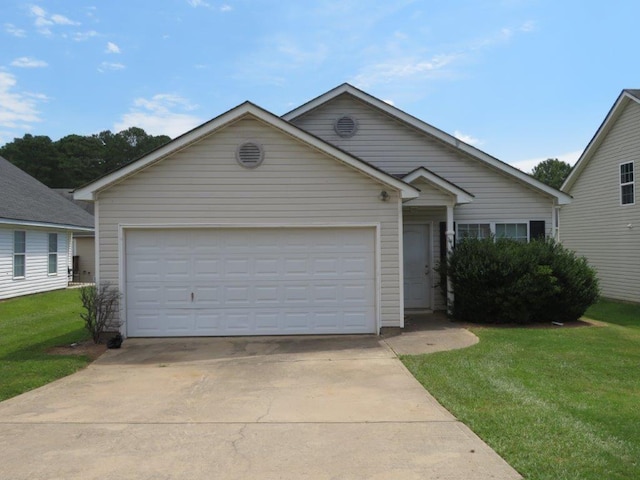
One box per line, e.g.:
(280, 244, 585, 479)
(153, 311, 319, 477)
(97, 117, 402, 327)
(404, 180, 456, 206)
(562, 101, 640, 302)
(292, 95, 554, 231)
(0, 225, 70, 300)
(74, 236, 95, 283)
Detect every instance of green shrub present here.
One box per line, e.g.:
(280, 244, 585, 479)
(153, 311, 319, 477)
(441, 238, 599, 324)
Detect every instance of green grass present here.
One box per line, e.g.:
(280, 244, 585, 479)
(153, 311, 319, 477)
(0, 289, 92, 401)
(402, 301, 640, 480)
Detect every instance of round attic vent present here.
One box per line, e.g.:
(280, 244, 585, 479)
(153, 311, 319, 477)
(236, 142, 264, 169)
(334, 115, 358, 138)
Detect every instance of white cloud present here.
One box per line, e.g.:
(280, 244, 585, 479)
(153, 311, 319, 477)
(4, 23, 26, 37)
(352, 53, 459, 88)
(50, 14, 79, 26)
(11, 56, 48, 68)
(29, 5, 79, 34)
(115, 94, 202, 138)
(105, 41, 121, 54)
(0, 72, 45, 129)
(98, 62, 125, 72)
(73, 30, 99, 41)
(454, 130, 483, 146)
(220, 4, 232, 12)
(510, 149, 583, 173)
(187, 0, 210, 7)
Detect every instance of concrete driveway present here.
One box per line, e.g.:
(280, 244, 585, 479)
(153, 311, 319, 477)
(0, 334, 521, 479)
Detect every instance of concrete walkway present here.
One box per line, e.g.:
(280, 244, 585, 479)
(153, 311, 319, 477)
(0, 316, 521, 480)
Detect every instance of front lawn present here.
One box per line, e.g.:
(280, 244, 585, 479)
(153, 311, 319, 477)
(402, 300, 640, 480)
(0, 289, 92, 401)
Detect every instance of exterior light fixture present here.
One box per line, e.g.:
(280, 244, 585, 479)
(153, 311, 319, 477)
(379, 191, 390, 201)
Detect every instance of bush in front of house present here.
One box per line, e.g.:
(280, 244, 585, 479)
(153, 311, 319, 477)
(443, 237, 599, 324)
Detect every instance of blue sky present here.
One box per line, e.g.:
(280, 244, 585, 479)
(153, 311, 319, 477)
(1, 0, 639, 172)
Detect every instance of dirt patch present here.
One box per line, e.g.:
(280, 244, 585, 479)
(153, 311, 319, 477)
(47, 341, 107, 361)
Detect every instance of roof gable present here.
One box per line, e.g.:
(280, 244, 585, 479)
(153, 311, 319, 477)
(75, 102, 419, 201)
(0, 156, 94, 230)
(402, 167, 474, 205)
(562, 89, 640, 192)
(284, 83, 571, 205)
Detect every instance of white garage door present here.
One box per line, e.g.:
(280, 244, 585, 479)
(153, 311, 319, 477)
(125, 228, 376, 336)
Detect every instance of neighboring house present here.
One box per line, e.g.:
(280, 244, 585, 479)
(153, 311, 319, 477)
(561, 89, 640, 303)
(54, 189, 96, 284)
(0, 156, 95, 300)
(75, 84, 570, 337)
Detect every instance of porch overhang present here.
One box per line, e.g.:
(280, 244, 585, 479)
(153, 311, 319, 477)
(402, 167, 474, 205)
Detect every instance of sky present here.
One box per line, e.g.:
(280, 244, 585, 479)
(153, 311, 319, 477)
(1, 1, 639, 173)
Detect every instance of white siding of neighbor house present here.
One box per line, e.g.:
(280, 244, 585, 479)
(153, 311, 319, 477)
(96, 116, 403, 328)
(561, 100, 640, 303)
(291, 95, 555, 230)
(0, 225, 70, 300)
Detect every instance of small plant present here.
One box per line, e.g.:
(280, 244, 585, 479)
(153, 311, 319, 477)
(79, 283, 122, 343)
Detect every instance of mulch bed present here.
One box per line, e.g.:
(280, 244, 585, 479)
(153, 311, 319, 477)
(47, 341, 107, 361)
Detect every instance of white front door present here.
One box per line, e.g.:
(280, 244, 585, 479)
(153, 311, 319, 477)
(403, 224, 431, 309)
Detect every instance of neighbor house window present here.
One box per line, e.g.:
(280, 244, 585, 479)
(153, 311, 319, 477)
(13, 231, 26, 278)
(620, 161, 635, 205)
(495, 223, 528, 242)
(48, 233, 58, 275)
(458, 223, 491, 240)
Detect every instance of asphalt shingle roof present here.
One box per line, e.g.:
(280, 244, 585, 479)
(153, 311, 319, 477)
(0, 156, 94, 229)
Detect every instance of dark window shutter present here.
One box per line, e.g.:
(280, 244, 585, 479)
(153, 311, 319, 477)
(529, 220, 545, 241)
(439, 222, 447, 261)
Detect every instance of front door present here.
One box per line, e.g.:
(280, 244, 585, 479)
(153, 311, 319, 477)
(403, 224, 431, 309)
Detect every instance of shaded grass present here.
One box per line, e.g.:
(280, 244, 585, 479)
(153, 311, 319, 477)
(402, 301, 640, 480)
(0, 289, 91, 401)
(585, 298, 640, 328)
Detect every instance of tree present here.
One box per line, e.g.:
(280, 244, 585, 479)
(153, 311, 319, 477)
(0, 134, 64, 187)
(532, 158, 572, 189)
(57, 134, 105, 186)
(0, 127, 171, 187)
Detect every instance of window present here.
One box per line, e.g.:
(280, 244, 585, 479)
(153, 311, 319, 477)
(620, 162, 635, 205)
(495, 223, 528, 242)
(457, 222, 530, 243)
(13, 231, 26, 278)
(458, 223, 491, 240)
(48, 233, 58, 275)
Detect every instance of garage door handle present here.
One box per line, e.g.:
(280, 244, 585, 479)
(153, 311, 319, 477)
(191, 292, 194, 302)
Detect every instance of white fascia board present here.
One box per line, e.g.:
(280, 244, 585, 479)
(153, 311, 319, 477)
(75, 101, 419, 201)
(562, 91, 639, 192)
(284, 83, 572, 205)
(0, 218, 94, 232)
(402, 167, 474, 204)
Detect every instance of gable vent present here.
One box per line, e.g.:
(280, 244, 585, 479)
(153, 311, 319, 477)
(236, 142, 264, 169)
(334, 116, 358, 138)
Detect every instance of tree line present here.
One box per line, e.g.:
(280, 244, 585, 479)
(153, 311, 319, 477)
(1, 126, 572, 190)
(0, 127, 171, 188)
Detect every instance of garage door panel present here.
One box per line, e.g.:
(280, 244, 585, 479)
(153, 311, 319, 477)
(126, 228, 376, 337)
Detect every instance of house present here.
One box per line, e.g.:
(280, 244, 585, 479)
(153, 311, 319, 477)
(0, 156, 95, 300)
(561, 89, 640, 303)
(74, 84, 571, 337)
(54, 189, 96, 284)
